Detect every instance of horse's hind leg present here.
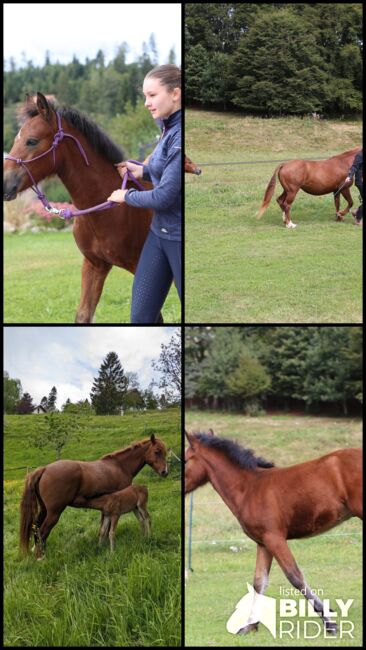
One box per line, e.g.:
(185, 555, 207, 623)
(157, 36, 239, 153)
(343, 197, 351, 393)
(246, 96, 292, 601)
(36, 509, 64, 560)
(237, 544, 273, 635)
(336, 188, 353, 219)
(276, 191, 287, 224)
(263, 533, 337, 634)
(75, 257, 112, 324)
(277, 182, 298, 228)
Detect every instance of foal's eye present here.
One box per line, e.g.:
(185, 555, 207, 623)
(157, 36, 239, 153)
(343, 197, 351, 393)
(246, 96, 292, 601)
(26, 138, 38, 147)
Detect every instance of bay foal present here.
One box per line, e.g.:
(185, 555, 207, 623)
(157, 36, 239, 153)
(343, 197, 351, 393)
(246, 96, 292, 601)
(76, 485, 151, 552)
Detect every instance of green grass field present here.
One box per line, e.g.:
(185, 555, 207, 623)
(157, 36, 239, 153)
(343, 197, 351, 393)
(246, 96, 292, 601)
(185, 412, 362, 646)
(4, 231, 181, 323)
(4, 409, 181, 647)
(185, 111, 362, 323)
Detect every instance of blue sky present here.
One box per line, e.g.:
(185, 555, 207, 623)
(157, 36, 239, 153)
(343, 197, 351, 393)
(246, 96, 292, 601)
(4, 3, 181, 70)
(4, 327, 179, 407)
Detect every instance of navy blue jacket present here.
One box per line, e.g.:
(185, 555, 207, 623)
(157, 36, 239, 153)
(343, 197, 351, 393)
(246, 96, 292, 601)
(125, 109, 182, 241)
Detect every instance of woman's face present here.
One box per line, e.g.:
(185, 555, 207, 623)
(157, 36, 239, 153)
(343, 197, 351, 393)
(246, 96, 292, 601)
(143, 77, 181, 120)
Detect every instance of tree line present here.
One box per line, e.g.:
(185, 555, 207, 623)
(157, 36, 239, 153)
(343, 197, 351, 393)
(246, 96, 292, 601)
(185, 3, 362, 116)
(4, 37, 177, 156)
(4, 332, 181, 416)
(185, 326, 362, 415)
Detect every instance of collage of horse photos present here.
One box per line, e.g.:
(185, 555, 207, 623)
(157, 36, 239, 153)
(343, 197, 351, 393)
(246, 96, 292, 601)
(3, 2, 362, 648)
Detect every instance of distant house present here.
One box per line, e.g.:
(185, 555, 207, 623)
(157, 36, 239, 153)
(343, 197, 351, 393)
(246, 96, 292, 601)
(32, 405, 47, 414)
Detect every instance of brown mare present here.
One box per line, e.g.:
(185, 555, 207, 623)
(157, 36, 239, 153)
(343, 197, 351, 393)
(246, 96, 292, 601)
(20, 434, 167, 559)
(75, 484, 151, 552)
(3, 92, 160, 323)
(257, 147, 361, 228)
(185, 155, 202, 175)
(185, 430, 362, 635)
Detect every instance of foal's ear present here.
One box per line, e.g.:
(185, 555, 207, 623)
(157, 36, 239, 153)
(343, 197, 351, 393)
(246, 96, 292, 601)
(207, 428, 215, 436)
(37, 92, 53, 123)
(184, 430, 195, 448)
(150, 433, 156, 444)
(25, 93, 37, 110)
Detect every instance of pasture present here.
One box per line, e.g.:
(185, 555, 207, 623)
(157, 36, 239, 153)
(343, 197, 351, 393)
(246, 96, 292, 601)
(185, 110, 362, 323)
(4, 231, 180, 323)
(4, 409, 181, 647)
(185, 411, 362, 646)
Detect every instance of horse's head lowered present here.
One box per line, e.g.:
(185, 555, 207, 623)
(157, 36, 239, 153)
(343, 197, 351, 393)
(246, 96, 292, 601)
(184, 429, 213, 493)
(145, 433, 169, 477)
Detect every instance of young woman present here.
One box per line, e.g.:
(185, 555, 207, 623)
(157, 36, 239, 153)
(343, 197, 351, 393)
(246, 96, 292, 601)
(108, 64, 182, 323)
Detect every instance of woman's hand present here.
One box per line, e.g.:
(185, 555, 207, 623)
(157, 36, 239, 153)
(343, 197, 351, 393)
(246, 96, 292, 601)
(107, 189, 128, 203)
(115, 160, 143, 179)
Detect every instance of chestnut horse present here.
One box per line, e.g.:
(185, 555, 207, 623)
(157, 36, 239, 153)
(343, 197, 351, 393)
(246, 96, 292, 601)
(3, 92, 162, 323)
(20, 434, 167, 559)
(75, 484, 151, 552)
(257, 147, 361, 228)
(185, 430, 362, 635)
(185, 155, 202, 175)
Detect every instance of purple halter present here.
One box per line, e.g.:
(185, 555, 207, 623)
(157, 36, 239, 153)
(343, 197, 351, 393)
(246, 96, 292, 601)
(5, 112, 145, 219)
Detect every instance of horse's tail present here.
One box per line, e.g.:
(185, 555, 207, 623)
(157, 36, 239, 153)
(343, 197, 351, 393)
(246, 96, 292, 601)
(257, 164, 283, 218)
(19, 466, 46, 554)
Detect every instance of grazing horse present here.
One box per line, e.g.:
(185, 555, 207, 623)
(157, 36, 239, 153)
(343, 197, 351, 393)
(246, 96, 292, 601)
(3, 92, 163, 324)
(185, 155, 202, 175)
(257, 147, 361, 228)
(20, 434, 167, 559)
(185, 430, 362, 635)
(75, 485, 151, 552)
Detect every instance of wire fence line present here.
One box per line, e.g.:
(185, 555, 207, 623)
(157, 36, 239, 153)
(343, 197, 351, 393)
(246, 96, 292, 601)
(194, 156, 327, 167)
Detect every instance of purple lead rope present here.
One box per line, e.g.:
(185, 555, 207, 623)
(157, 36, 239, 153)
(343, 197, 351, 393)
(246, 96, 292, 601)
(58, 161, 146, 219)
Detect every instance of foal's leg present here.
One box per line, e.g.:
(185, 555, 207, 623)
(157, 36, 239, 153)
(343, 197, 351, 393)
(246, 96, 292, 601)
(263, 533, 337, 633)
(75, 257, 112, 324)
(108, 515, 119, 552)
(99, 515, 110, 546)
(133, 506, 151, 536)
(237, 544, 273, 635)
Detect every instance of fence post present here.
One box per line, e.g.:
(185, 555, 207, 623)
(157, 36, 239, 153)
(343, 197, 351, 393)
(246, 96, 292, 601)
(188, 492, 194, 572)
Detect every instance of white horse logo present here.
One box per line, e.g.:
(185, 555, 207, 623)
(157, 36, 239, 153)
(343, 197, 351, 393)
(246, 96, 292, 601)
(226, 583, 277, 637)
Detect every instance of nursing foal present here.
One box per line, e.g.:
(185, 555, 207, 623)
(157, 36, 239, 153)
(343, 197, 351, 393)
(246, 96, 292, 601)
(76, 485, 151, 551)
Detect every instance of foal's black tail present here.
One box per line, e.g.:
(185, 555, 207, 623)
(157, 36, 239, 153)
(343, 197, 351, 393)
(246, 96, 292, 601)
(19, 466, 46, 554)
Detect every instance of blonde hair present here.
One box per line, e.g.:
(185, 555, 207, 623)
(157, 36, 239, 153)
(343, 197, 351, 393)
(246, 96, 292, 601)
(145, 64, 181, 92)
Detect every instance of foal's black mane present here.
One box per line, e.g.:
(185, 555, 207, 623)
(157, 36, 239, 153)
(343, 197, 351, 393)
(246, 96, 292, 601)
(195, 433, 274, 470)
(19, 102, 124, 164)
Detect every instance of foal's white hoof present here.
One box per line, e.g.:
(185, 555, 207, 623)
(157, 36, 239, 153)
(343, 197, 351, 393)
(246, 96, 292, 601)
(286, 221, 297, 229)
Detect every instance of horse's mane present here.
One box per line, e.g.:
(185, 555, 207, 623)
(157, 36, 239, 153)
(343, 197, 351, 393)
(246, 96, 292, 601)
(18, 101, 125, 164)
(194, 432, 274, 470)
(101, 437, 162, 461)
